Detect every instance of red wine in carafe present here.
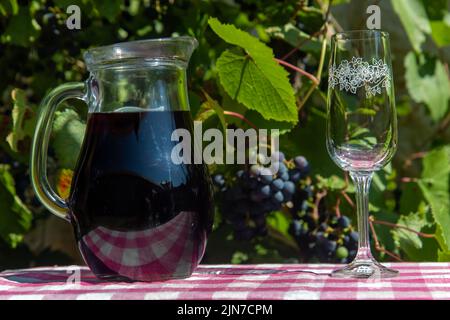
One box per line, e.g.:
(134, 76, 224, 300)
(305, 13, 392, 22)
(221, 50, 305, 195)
(68, 110, 213, 281)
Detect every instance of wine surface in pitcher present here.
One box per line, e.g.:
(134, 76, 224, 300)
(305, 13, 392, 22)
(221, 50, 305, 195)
(68, 110, 213, 281)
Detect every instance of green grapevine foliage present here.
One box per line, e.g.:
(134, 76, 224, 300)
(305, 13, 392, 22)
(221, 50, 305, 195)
(0, 0, 449, 267)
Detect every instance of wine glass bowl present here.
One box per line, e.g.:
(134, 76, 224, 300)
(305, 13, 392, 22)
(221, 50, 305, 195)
(326, 30, 398, 278)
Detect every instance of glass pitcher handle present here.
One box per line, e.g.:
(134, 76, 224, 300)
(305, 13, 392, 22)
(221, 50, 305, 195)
(30, 82, 87, 221)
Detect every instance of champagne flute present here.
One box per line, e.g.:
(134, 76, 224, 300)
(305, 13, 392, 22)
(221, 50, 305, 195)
(326, 30, 398, 278)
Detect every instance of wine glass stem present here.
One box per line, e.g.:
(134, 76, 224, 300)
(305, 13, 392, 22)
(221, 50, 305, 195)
(349, 171, 374, 261)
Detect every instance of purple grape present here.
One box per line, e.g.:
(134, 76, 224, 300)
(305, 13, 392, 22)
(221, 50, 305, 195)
(279, 171, 290, 181)
(349, 231, 359, 244)
(260, 185, 271, 197)
(277, 162, 288, 174)
(273, 191, 284, 203)
(271, 178, 284, 191)
(271, 151, 285, 162)
(283, 181, 295, 195)
(289, 169, 302, 182)
(215, 151, 316, 244)
(260, 171, 273, 184)
(325, 240, 337, 253)
(236, 170, 245, 178)
(212, 174, 225, 187)
(337, 216, 351, 228)
(294, 156, 310, 173)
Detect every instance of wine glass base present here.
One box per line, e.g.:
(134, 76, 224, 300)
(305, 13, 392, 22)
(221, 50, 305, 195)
(331, 259, 399, 279)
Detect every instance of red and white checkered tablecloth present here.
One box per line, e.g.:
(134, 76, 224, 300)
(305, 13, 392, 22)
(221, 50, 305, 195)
(0, 263, 450, 300)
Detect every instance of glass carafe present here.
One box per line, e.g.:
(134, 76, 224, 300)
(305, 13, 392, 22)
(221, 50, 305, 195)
(30, 37, 214, 281)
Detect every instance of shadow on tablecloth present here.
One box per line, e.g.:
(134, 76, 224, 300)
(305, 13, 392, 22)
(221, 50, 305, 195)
(0, 266, 329, 284)
(1, 268, 106, 285)
(195, 266, 330, 276)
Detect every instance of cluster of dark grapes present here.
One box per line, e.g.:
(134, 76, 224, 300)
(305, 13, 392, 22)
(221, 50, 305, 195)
(212, 150, 359, 263)
(289, 188, 358, 263)
(212, 151, 310, 241)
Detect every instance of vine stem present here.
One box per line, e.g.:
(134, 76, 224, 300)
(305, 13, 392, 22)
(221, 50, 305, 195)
(334, 197, 341, 218)
(437, 112, 450, 134)
(275, 37, 327, 111)
(312, 189, 327, 221)
(402, 151, 427, 169)
(316, 0, 343, 32)
(401, 177, 418, 183)
(370, 216, 435, 238)
(281, 34, 312, 61)
(281, 28, 325, 61)
(369, 218, 403, 262)
(274, 58, 319, 84)
(297, 39, 327, 111)
(281, 0, 331, 60)
(288, 0, 305, 22)
(340, 190, 355, 208)
(223, 110, 258, 130)
(344, 171, 349, 186)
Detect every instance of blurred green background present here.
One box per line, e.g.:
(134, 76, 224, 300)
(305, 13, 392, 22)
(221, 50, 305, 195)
(0, 0, 449, 269)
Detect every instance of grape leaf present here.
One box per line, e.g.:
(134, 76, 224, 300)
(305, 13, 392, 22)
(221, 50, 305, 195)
(391, 211, 438, 261)
(1, 6, 40, 46)
(438, 250, 450, 262)
(220, 90, 295, 133)
(6, 89, 36, 153)
(243, 109, 295, 133)
(209, 17, 278, 62)
(0, 0, 18, 16)
(0, 165, 32, 248)
(404, 52, 450, 122)
(418, 147, 450, 251)
(266, 211, 297, 246)
(316, 174, 354, 192)
(296, 7, 325, 34)
(54, 0, 80, 7)
(266, 211, 291, 238)
(422, 0, 450, 47)
(196, 92, 227, 134)
(392, 212, 426, 253)
(195, 108, 216, 123)
(265, 23, 322, 56)
(52, 109, 86, 169)
(391, 0, 431, 52)
(371, 210, 398, 255)
(399, 182, 425, 216)
(209, 18, 297, 123)
(322, 0, 350, 6)
(216, 49, 297, 123)
(429, 18, 450, 47)
(94, 0, 124, 23)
